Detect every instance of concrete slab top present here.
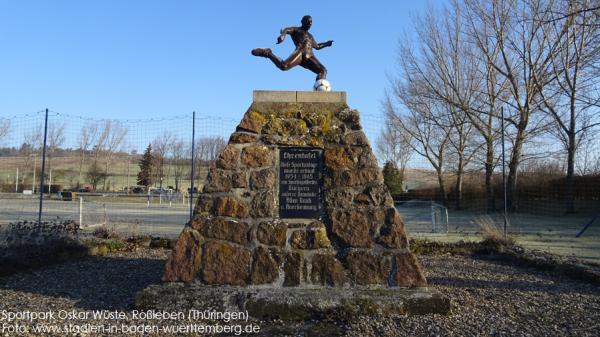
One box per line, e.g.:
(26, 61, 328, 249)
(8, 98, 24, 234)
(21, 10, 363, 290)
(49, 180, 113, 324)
(253, 90, 347, 103)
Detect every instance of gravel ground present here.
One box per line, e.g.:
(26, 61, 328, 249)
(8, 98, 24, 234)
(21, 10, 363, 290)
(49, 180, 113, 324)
(0, 249, 599, 336)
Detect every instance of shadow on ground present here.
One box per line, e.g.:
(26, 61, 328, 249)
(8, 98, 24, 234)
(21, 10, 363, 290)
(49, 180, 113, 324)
(427, 275, 597, 295)
(0, 255, 165, 311)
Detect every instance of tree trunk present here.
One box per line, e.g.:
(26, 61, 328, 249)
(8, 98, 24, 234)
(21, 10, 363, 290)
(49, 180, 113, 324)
(566, 130, 576, 214)
(507, 125, 526, 211)
(78, 151, 84, 189)
(455, 155, 464, 210)
(103, 160, 109, 191)
(436, 168, 447, 206)
(565, 84, 578, 214)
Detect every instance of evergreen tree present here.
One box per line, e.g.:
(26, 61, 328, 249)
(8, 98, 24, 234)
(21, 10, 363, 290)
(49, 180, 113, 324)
(137, 144, 154, 189)
(382, 161, 403, 199)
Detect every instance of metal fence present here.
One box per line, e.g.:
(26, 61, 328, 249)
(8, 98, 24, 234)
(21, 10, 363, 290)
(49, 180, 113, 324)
(0, 109, 599, 244)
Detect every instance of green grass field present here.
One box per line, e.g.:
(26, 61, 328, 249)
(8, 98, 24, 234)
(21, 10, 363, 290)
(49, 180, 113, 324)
(0, 154, 209, 192)
(412, 232, 600, 264)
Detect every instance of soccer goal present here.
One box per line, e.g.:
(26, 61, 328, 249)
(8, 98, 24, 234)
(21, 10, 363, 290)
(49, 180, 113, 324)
(395, 200, 449, 234)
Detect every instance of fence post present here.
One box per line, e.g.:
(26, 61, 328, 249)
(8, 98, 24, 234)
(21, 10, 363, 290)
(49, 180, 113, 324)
(32, 156, 36, 192)
(49, 168, 53, 197)
(79, 196, 83, 227)
(190, 111, 196, 221)
(501, 106, 508, 237)
(38, 108, 49, 224)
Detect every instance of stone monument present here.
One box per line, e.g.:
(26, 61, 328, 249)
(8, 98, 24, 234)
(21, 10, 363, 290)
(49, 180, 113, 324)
(137, 91, 449, 318)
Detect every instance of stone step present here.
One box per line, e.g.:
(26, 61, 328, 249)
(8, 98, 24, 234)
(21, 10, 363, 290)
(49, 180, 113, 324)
(136, 284, 451, 320)
(253, 90, 347, 103)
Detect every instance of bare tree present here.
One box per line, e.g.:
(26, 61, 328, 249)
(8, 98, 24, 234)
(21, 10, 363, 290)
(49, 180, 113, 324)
(376, 115, 413, 182)
(47, 122, 66, 154)
(193, 136, 226, 186)
(102, 121, 128, 190)
(544, 0, 600, 26)
(19, 126, 42, 187)
(533, 0, 600, 212)
(385, 83, 452, 205)
(77, 122, 98, 188)
(152, 132, 175, 189)
(45, 122, 66, 190)
(576, 129, 600, 174)
(170, 138, 187, 191)
(0, 119, 10, 144)
(84, 120, 127, 191)
(464, 0, 563, 210)
(389, 3, 482, 209)
(434, 0, 508, 211)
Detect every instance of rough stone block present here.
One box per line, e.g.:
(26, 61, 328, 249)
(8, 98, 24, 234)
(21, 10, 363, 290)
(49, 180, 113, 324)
(283, 252, 303, 286)
(231, 172, 247, 188)
(216, 145, 240, 170)
(212, 196, 249, 218)
(203, 168, 232, 193)
(324, 189, 355, 208)
(289, 230, 308, 249)
(250, 190, 275, 218)
(342, 131, 369, 146)
(201, 241, 251, 286)
(330, 210, 372, 248)
(346, 251, 391, 285)
(194, 194, 212, 214)
(229, 132, 259, 144)
(192, 217, 249, 246)
(376, 208, 409, 249)
(309, 222, 332, 249)
(241, 145, 273, 168)
(162, 229, 203, 283)
(250, 168, 276, 190)
(393, 252, 427, 287)
(337, 108, 361, 129)
(256, 221, 287, 247)
(288, 226, 332, 250)
(238, 110, 267, 133)
(310, 254, 346, 286)
(324, 147, 354, 169)
(251, 247, 280, 284)
(331, 168, 382, 188)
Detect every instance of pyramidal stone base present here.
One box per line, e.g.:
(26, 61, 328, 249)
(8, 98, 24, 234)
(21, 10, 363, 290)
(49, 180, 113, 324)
(137, 91, 449, 316)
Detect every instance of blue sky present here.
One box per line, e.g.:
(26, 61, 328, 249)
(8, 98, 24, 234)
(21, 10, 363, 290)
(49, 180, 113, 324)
(0, 1, 431, 139)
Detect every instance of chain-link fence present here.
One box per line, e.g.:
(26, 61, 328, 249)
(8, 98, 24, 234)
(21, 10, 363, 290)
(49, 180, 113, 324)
(0, 109, 598, 251)
(0, 109, 237, 238)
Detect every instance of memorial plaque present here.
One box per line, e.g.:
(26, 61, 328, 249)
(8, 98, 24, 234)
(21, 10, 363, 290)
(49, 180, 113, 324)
(279, 148, 323, 218)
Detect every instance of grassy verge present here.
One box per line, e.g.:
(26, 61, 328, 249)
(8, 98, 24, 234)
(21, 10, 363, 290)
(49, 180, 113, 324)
(410, 238, 600, 285)
(1, 221, 174, 277)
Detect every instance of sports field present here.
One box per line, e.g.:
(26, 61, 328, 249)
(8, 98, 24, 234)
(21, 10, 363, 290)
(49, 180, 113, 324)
(2, 194, 598, 263)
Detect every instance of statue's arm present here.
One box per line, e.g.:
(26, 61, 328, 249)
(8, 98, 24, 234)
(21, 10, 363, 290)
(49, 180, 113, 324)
(277, 26, 295, 44)
(314, 39, 334, 50)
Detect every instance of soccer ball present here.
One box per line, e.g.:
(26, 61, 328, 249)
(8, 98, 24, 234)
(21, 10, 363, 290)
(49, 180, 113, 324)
(313, 79, 332, 92)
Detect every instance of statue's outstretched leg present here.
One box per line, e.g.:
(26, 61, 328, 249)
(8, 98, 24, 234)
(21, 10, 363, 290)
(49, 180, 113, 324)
(301, 56, 327, 80)
(251, 48, 303, 71)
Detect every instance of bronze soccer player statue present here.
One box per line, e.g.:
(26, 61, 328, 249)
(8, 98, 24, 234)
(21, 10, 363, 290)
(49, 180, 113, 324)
(251, 15, 333, 81)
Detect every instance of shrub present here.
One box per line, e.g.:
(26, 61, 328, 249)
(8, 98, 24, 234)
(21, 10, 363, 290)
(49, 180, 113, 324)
(476, 215, 515, 248)
(0, 220, 86, 276)
(92, 225, 120, 239)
